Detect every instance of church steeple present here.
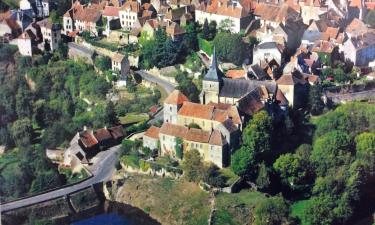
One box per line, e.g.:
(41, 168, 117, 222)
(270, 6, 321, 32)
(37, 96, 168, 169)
(204, 47, 223, 82)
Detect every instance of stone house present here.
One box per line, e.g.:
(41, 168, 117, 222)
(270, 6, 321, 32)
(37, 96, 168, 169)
(300, 0, 328, 25)
(112, 53, 130, 77)
(143, 125, 160, 150)
(64, 126, 125, 166)
(0, 11, 22, 40)
(163, 89, 189, 124)
(158, 123, 229, 168)
(195, 0, 253, 33)
(102, 6, 121, 36)
(74, 7, 103, 36)
(37, 19, 61, 52)
(253, 3, 299, 32)
(166, 21, 186, 41)
(276, 71, 308, 107)
(342, 32, 375, 66)
(253, 40, 284, 66)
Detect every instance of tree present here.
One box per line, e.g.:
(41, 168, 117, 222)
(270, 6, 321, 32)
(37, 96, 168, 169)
(273, 146, 313, 191)
(202, 163, 225, 187)
(256, 162, 270, 190)
(29, 169, 62, 193)
(355, 132, 375, 174)
(231, 146, 256, 177)
(218, 18, 233, 32)
(94, 55, 111, 71)
(175, 137, 183, 159)
(11, 118, 33, 147)
(183, 22, 199, 51)
(213, 31, 247, 65)
(208, 20, 217, 40)
(253, 196, 291, 225)
(182, 149, 204, 182)
(303, 196, 335, 225)
(105, 101, 118, 126)
(162, 38, 180, 66)
(201, 18, 210, 40)
(333, 67, 347, 83)
(231, 111, 273, 177)
(308, 84, 324, 115)
(242, 111, 273, 157)
(16, 85, 33, 118)
(365, 10, 375, 27)
(311, 130, 351, 176)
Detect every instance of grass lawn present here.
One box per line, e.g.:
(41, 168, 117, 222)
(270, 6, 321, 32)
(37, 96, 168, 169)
(291, 200, 310, 225)
(120, 154, 140, 168)
(119, 113, 149, 125)
(213, 190, 267, 225)
(116, 175, 211, 225)
(198, 38, 213, 56)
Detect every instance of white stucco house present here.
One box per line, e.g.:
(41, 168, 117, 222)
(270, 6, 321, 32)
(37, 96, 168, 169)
(342, 32, 375, 67)
(195, 0, 252, 33)
(253, 40, 284, 65)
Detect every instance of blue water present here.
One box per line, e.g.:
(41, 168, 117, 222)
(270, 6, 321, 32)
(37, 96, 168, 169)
(71, 213, 133, 225)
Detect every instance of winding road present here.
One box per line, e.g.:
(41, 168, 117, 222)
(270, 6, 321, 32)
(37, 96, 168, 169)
(0, 146, 121, 213)
(135, 70, 177, 124)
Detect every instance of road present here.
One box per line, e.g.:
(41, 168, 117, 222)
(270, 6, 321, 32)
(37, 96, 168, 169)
(135, 70, 177, 125)
(135, 70, 176, 93)
(0, 145, 121, 213)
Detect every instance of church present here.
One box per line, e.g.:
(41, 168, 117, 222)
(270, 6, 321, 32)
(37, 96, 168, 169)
(200, 48, 289, 122)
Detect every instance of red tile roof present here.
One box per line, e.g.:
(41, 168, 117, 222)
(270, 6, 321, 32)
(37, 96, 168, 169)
(178, 102, 215, 120)
(79, 130, 99, 148)
(94, 128, 113, 142)
(160, 123, 188, 138)
(103, 6, 120, 17)
(164, 90, 189, 105)
(198, 0, 250, 18)
(226, 69, 247, 79)
(144, 126, 160, 139)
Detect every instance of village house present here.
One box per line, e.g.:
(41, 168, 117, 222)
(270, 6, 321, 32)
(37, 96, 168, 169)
(119, 1, 156, 31)
(74, 6, 103, 36)
(299, 0, 328, 25)
(164, 5, 194, 25)
(271, 18, 307, 50)
(63, 126, 125, 166)
(0, 11, 22, 41)
(36, 19, 62, 52)
(16, 19, 61, 56)
(276, 70, 309, 107)
(166, 21, 186, 41)
(253, 40, 284, 66)
(111, 53, 130, 87)
(195, 0, 253, 33)
(342, 32, 375, 66)
(102, 6, 121, 36)
(63, 1, 86, 36)
(253, 3, 299, 34)
(157, 123, 229, 168)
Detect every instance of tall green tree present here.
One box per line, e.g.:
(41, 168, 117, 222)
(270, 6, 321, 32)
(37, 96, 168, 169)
(183, 22, 199, 51)
(256, 162, 271, 190)
(182, 149, 204, 182)
(213, 31, 246, 65)
(201, 18, 210, 40)
(11, 118, 33, 147)
(308, 84, 324, 115)
(253, 196, 291, 225)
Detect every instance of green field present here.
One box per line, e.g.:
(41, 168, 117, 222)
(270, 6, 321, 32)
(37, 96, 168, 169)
(119, 113, 149, 125)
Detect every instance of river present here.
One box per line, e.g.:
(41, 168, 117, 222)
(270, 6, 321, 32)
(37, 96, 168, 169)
(67, 201, 161, 225)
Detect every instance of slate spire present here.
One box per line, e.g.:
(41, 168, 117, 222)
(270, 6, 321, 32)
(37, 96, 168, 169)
(204, 47, 223, 82)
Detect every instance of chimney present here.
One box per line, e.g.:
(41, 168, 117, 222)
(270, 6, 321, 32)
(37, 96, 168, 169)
(83, 125, 87, 131)
(185, 6, 188, 14)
